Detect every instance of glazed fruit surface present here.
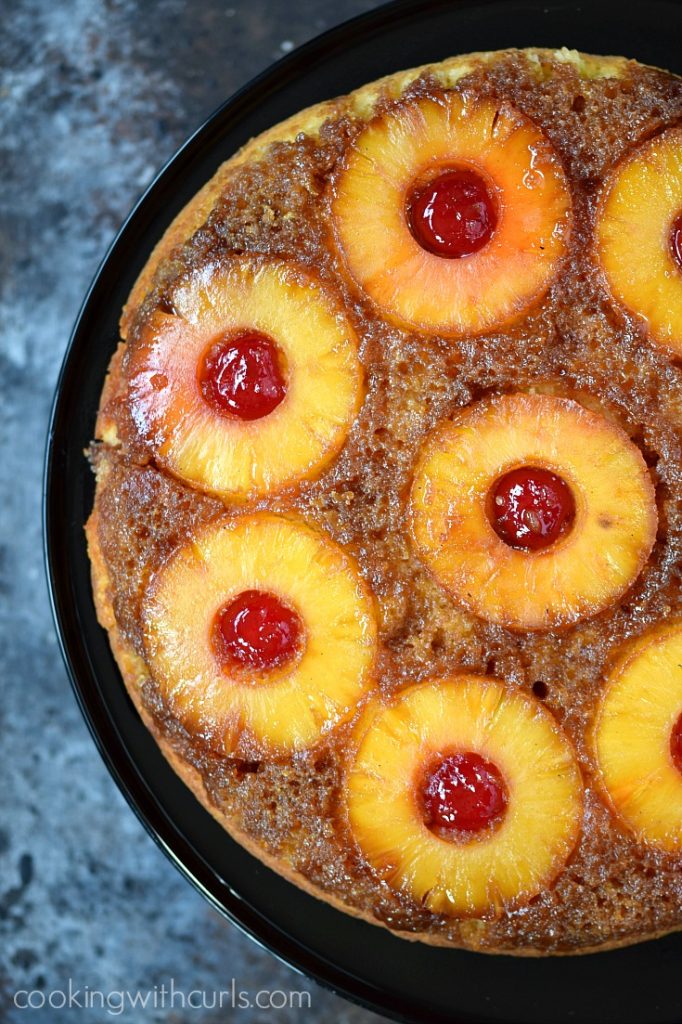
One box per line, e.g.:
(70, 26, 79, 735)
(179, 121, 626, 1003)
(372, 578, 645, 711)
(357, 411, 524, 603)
(332, 92, 571, 335)
(91, 51, 682, 953)
(125, 255, 363, 502)
(596, 126, 682, 356)
(410, 393, 657, 631)
(347, 676, 583, 916)
(142, 513, 377, 756)
(593, 621, 682, 850)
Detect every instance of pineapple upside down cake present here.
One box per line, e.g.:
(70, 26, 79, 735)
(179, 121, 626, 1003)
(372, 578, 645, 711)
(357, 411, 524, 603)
(87, 48, 682, 954)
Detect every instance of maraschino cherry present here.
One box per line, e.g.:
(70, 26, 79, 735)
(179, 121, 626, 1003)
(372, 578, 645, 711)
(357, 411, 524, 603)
(407, 168, 497, 258)
(421, 751, 508, 835)
(200, 331, 286, 421)
(214, 590, 302, 672)
(490, 466, 575, 551)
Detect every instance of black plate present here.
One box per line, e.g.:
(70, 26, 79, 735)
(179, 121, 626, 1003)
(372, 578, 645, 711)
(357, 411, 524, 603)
(44, 1, 682, 1022)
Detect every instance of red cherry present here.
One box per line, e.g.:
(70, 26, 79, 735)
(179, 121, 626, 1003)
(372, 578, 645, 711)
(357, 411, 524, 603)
(199, 331, 286, 421)
(421, 751, 508, 834)
(671, 711, 682, 775)
(490, 466, 575, 551)
(407, 168, 497, 258)
(671, 213, 682, 272)
(213, 590, 302, 672)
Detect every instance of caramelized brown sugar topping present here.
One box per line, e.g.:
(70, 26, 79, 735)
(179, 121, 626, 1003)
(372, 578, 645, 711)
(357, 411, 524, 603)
(91, 50, 682, 952)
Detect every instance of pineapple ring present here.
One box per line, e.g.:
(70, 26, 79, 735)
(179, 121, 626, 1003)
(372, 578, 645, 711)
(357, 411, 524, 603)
(331, 92, 571, 336)
(593, 621, 682, 850)
(596, 127, 682, 356)
(346, 676, 583, 917)
(142, 513, 378, 756)
(126, 255, 364, 503)
(410, 393, 657, 631)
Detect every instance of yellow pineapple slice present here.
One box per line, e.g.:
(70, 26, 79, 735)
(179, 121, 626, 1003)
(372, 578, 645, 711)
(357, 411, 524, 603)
(593, 621, 682, 850)
(346, 675, 583, 917)
(142, 512, 378, 756)
(596, 126, 682, 356)
(331, 92, 571, 336)
(410, 393, 657, 631)
(125, 255, 364, 503)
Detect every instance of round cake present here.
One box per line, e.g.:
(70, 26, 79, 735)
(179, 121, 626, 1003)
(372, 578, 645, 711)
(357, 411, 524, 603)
(86, 47, 682, 954)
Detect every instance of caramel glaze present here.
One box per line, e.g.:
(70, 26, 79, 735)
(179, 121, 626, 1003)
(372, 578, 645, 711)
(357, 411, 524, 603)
(92, 52, 682, 952)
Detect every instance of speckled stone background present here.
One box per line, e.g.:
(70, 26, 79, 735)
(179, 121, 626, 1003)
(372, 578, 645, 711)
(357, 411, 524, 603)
(0, 1, 387, 1020)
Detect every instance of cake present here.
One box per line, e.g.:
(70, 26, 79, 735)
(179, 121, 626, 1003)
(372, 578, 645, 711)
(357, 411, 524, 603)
(86, 47, 682, 954)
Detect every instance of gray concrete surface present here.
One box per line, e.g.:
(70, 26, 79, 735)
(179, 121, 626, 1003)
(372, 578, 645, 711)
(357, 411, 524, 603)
(0, 1, 388, 1020)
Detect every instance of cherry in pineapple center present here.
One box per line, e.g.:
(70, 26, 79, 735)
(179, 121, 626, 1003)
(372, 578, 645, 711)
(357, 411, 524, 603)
(213, 590, 303, 673)
(490, 466, 575, 551)
(407, 167, 497, 259)
(420, 751, 508, 836)
(199, 330, 287, 421)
